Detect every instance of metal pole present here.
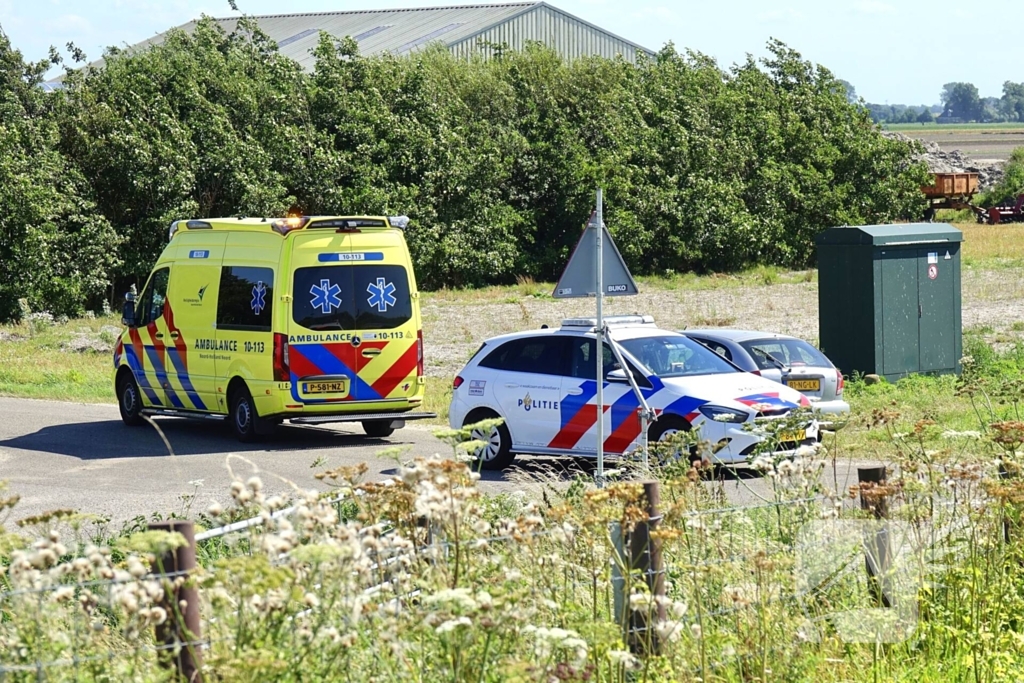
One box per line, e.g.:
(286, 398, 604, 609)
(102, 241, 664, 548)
(149, 520, 203, 682)
(595, 188, 605, 487)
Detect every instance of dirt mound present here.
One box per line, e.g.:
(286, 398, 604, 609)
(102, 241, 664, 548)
(885, 131, 1004, 190)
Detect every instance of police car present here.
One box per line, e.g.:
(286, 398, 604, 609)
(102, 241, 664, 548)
(449, 316, 817, 470)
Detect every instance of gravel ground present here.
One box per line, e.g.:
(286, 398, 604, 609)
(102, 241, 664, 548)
(419, 263, 1024, 380)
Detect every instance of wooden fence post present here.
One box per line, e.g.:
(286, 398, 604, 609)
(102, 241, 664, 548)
(149, 520, 203, 682)
(857, 466, 891, 609)
(628, 481, 666, 656)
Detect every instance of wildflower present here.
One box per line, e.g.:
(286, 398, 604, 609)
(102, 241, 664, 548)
(148, 606, 168, 625)
(435, 616, 472, 634)
(207, 502, 223, 517)
(52, 586, 75, 603)
(304, 592, 320, 608)
(188, 479, 204, 488)
(629, 592, 653, 611)
(607, 649, 640, 670)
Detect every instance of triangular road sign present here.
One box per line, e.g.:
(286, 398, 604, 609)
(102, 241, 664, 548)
(553, 211, 639, 298)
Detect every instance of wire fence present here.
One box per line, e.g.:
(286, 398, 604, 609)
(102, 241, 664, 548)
(0, 464, 1004, 680)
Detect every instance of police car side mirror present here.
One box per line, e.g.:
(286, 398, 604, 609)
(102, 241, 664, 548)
(606, 368, 630, 383)
(121, 292, 137, 327)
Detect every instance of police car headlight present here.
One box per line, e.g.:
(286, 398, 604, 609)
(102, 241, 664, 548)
(699, 405, 749, 423)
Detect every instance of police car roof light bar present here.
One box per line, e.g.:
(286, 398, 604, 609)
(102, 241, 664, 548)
(560, 315, 654, 329)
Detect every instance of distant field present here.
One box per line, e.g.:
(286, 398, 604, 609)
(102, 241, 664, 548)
(884, 122, 1024, 162)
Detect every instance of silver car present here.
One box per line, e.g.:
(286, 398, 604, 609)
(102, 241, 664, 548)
(680, 329, 849, 415)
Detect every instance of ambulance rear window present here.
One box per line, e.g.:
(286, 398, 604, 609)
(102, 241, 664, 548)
(293, 265, 412, 331)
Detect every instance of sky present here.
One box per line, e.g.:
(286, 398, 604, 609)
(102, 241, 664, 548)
(0, 0, 1017, 104)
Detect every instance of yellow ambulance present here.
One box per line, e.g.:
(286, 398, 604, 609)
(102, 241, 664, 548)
(113, 215, 432, 441)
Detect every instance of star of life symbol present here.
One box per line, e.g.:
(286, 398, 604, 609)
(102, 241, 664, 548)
(310, 279, 342, 315)
(250, 281, 266, 315)
(366, 277, 397, 313)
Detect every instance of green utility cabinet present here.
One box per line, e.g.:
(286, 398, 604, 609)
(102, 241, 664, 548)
(816, 223, 963, 381)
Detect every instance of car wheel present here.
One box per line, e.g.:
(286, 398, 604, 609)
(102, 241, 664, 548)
(117, 372, 145, 427)
(648, 416, 697, 465)
(229, 386, 261, 443)
(362, 420, 395, 438)
(465, 413, 515, 471)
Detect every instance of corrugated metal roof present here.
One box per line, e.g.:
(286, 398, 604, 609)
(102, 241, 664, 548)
(113, 2, 653, 71)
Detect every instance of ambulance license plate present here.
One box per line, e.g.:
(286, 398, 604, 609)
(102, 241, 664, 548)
(779, 429, 806, 443)
(787, 379, 820, 391)
(304, 381, 348, 394)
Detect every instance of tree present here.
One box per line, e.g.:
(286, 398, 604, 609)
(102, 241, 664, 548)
(940, 82, 982, 121)
(1001, 81, 1024, 122)
(837, 79, 857, 104)
(0, 27, 119, 321)
(917, 107, 934, 124)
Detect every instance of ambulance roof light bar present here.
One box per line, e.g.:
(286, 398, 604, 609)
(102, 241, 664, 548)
(561, 315, 655, 329)
(389, 216, 410, 230)
(169, 220, 213, 240)
(271, 216, 311, 236)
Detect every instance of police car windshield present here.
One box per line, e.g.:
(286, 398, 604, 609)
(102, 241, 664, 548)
(293, 265, 411, 330)
(617, 335, 738, 378)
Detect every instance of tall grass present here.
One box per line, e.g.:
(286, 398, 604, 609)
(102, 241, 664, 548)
(6, 362, 1024, 682)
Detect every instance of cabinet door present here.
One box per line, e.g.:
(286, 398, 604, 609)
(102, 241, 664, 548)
(918, 247, 957, 371)
(880, 250, 920, 376)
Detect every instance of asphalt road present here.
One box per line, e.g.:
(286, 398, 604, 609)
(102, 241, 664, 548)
(0, 397, 875, 528)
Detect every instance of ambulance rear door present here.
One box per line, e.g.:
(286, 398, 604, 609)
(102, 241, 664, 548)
(287, 225, 419, 406)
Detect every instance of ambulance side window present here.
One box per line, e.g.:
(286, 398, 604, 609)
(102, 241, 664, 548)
(217, 266, 274, 332)
(136, 267, 170, 327)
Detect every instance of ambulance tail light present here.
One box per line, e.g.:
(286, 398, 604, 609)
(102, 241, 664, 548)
(273, 333, 290, 381)
(271, 216, 310, 236)
(417, 330, 424, 376)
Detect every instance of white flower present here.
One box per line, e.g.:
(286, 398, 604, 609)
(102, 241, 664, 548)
(607, 649, 640, 670)
(629, 592, 653, 611)
(207, 502, 223, 517)
(188, 479, 204, 488)
(435, 616, 471, 634)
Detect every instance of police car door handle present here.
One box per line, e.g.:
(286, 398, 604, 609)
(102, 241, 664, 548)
(504, 383, 519, 389)
(566, 387, 583, 396)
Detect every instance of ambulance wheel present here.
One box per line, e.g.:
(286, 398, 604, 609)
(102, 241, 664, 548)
(465, 411, 514, 471)
(229, 386, 262, 443)
(362, 420, 395, 438)
(117, 372, 144, 427)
